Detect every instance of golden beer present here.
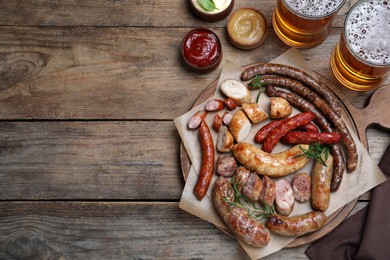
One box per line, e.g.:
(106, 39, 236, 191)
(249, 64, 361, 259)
(330, 0, 390, 91)
(273, 0, 346, 49)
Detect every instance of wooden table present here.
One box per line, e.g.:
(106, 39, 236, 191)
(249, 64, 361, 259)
(0, 1, 388, 259)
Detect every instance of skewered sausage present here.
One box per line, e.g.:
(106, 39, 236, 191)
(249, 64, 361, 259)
(194, 120, 215, 200)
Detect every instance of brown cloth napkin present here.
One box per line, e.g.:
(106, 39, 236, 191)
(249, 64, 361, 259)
(305, 144, 390, 260)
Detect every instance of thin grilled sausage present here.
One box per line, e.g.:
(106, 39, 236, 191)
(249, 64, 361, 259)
(298, 123, 319, 133)
(188, 110, 208, 129)
(262, 111, 316, 153)
(266, 211, 327, 237)
(205, 99, 225, 112)
(213, 176, 271, 247)
(255, 119, 287, 143)
(212, 114, 223, 132)
(265, 85, 345, 192)
(224, 98, 238, 110)
(255, 75, 357, 172)
(282, 131, 342, 145)
(194, 120, 215, 200)
(241, 63, 341, 116)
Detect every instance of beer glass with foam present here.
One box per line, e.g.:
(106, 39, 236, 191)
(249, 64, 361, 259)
(330, 0, 390, 91)
(273, 0, 346, 49)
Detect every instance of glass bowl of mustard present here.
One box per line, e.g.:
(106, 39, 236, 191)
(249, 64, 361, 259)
(227, 8, 268, 50)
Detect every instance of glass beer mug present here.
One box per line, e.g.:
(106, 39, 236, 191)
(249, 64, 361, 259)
(273, 0, 346, 49)
(330, 0, 390, 91)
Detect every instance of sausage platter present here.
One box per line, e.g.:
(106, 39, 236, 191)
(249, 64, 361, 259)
(179, 62, 389, 248)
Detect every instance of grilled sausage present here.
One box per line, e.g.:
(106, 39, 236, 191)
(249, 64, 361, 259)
(262, 111, 316, 153)
(265, 85, 345, 192)
(216, 156, 238, 177)
(266, 211, 327, 237)
(234, 166, 251, 192)
(254, 118, 287, 143)
(242, 172, 263, 202)
(213, 176, 271, 247)
(224, 98, 238, 110)
(232, 142, 310, 177)
(282, 131, 342, 145)
(258, 75, 357, 172)
(311, 154, 334, 212)
(292, 172, 311, 203)
(212, 114, 223, 132)
(260, 176, 276, 206)
(222, 112, 233, 126)
(194, 120, 215, 200)
(274, 179, 295, 216)
(205, 99, 225, 112)
(188, 110, 208, 129)
(298, 123, 319, 133)
(241, 63, 341, 116)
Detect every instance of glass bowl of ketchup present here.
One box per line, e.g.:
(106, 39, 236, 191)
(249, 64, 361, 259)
(181, 28, 223, 74)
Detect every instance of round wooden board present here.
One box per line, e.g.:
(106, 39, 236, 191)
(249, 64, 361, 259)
(179, 64, 359, 248)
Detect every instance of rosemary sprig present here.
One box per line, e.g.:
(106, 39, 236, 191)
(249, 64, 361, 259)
(224, 175, 275, 220)
(246, 75, 269, 102)
(296, 142, 330, 166)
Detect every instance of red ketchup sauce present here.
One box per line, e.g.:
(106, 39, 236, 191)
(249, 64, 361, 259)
(182, 29, 221, 68)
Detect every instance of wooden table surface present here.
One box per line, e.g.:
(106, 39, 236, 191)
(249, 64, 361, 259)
(0, 1, 389, 259)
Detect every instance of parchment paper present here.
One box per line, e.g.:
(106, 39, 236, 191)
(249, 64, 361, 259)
(174, 49, 387, 259)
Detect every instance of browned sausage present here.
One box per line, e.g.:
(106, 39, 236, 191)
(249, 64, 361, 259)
(262, 111, 315, 153)
(242, 172, 263, 202)
(224, 98, 238, 110)
(258, 75, 357, 172)
(254, 118, 287, 143)
(212, 114, 223, 132)
(241, 63, 341, 116)
(298, 123, 319, 133)
(194, 120, 215, 200)
(265, 85, 345, 192)
(281, 131, 342, 145)
(205, 99, 225, 111)
(188, 110, 208, 129)
(213, 176, 271, 247)
(274, 179, 295, 216)
(311, 154, 334, 212)
(266, 211, 327, 237)
(216, 156, 238, 177)
(234, 166, 251, 192)
(260, 176, 276, 206)
(292, 172, 311, 203)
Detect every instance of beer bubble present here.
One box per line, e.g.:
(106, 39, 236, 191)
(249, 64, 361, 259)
(284, 0, 344, 17)
(346, 0, 390, 65)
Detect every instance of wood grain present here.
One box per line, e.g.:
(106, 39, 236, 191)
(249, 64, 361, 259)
(0, 121, 183, 200)
(0, 201, 248, 259)
(0, 201, 369, 260)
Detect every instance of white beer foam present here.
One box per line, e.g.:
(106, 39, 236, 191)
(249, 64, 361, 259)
(284, 0, 344, 17)
(346, 0, 390, 65)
